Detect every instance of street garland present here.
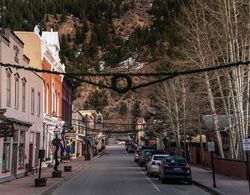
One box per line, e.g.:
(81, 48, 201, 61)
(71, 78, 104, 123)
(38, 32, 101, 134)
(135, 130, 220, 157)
(111, 74, 133, 93)
(0, 61, 250, 93)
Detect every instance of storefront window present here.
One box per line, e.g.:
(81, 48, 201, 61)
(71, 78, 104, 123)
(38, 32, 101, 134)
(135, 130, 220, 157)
(2, 138, 11, 173)
(13, 130, 18, 142)
(18, 131, 26, 169)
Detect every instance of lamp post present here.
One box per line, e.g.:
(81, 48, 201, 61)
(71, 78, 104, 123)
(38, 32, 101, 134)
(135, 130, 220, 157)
(52, 125, 62, 177)
(84, 114, 90, 160)
(163, 130, 169, 153)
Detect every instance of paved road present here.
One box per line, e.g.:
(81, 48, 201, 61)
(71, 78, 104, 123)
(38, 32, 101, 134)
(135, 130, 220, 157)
(52, 145, 211, 195)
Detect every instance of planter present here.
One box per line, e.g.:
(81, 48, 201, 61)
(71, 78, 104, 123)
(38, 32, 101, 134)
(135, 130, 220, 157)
(64, 166, 72, 172)
(85, 154, 91, 161)
(35, 178, 47, 187)
(52, 171, 62, 178)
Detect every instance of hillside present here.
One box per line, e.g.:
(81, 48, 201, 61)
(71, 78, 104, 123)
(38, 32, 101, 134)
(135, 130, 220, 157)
(0, 0, 183, 128)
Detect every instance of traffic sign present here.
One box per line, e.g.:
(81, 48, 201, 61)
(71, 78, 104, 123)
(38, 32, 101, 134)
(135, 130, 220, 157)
(149, 140, 156, 145)
(243, 139, 250, 151)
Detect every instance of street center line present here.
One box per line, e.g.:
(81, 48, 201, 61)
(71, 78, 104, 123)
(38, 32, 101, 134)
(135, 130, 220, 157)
(140, 171, 161, 192)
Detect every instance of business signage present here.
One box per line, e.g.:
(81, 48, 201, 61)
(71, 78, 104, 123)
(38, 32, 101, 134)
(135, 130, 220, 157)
(0, 121, 13, 137)
(243, 139, 250, 151)
(208, 141, 215, 152)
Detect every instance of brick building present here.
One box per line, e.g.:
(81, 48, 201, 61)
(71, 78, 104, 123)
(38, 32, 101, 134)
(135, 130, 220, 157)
(16, 27, 66, 163)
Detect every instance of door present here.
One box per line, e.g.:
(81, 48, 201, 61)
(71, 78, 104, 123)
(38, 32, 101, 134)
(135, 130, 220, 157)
(29, 144, 33, 166)
(11, 144, 18, 177)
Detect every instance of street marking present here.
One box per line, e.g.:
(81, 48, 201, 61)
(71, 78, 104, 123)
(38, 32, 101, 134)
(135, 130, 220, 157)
(140, 170, 161, 192)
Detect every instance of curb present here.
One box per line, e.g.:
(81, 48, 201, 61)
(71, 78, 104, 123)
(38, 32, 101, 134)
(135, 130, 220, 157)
(36, 150, 106, 195)
(37, 167, 86, 195)
(192, 180, 223, 195)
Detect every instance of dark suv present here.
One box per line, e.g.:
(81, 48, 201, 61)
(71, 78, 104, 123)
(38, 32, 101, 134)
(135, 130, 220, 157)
(138, 149, 154, 167)
(159, 156, 192, 184)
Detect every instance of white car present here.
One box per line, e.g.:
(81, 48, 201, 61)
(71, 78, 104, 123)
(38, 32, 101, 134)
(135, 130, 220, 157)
(118, 141, 125, 145)
(146, 154, 169, 177)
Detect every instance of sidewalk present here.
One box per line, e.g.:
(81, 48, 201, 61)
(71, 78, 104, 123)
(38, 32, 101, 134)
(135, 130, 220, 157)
(0, 153, 102, 195)
(191, 166, 249, 195)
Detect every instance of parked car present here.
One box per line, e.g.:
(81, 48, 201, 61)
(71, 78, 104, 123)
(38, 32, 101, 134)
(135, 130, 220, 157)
(138, 149, 154, 167)
(134, 146, 154, 162)
(126, 144, 137, 153)
(146, 154, 169, 176)
(118, 141, 126, 145)
(158, 156, 192, 184)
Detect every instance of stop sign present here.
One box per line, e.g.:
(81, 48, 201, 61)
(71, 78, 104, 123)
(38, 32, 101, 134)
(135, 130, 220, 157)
(149, 140, 156, 145)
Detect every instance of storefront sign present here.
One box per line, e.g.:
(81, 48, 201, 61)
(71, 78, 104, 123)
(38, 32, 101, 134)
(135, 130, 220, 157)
(66, 132, 76, 138)
(208, 141, 215, 152)
(243, 139, 250, 151)
(0, 122, 13, 137)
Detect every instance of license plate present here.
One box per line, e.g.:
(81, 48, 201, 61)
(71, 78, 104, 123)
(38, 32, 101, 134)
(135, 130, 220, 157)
(174, 168, 182, 171)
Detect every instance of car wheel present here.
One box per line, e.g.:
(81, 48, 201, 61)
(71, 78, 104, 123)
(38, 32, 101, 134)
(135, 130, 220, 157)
(188, 179, 192, 185)
(149, 172, 152, 177)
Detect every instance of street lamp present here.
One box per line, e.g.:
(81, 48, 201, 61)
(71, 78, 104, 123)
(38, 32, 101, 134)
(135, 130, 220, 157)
(163, 130, 169, 152)
(54, 125, 60, 138)
(83, 114, 90, 160)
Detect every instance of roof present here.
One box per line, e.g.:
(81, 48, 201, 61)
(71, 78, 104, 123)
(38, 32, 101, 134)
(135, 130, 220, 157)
(202, 115, 235, 131)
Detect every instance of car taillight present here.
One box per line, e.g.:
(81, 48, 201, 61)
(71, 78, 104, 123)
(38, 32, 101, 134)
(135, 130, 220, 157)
(163, 163, 169, 169)
(151, 161, 156, 165)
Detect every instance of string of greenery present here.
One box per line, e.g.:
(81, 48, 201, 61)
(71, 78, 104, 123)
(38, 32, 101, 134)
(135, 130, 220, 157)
(1, 60, 250, 93)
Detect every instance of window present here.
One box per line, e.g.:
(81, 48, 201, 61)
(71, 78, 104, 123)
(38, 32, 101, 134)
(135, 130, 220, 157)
(57, 92, 60, 115)
(6, 73, 11, 106)
(37, 92, 41, 117)
(52, 83, 55, 114)
(13, 45, 19, 63)
(46, 84, 49, 114)
(31, 88, 35, 115)
(14, 74, 19, 109)
(22, 79, 26, 112)
(2, 138, 11, 173)
(18, 131, 26, 169)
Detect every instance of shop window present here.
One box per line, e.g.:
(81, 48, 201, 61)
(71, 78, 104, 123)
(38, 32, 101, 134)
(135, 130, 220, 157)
(18, 131, 26, 169)
(13, 130, 18, 142)
(2, 139, 11, 173)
